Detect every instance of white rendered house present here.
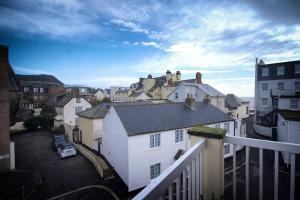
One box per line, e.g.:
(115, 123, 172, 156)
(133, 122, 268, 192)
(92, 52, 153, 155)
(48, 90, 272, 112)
(101, 99, 234, 192)
(54, 94, 92, 138)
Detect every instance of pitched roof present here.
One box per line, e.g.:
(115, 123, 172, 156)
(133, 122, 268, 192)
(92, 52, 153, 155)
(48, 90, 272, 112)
(113, 102, 233, 136)
(129, 91, 145, 97)
(45, 93, 66, 107)
(16, 74, 63, 86)
(198, 84, 224, 97)
(78, 103, 111, 119)
(225, 94, 242, 110)
(56, 94, 74, 107)
(9, 65, 20, 91)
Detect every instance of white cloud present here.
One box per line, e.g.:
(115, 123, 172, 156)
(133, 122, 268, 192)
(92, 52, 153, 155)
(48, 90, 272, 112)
(110, 19, 149, 35)
(14, 66, 53, 75)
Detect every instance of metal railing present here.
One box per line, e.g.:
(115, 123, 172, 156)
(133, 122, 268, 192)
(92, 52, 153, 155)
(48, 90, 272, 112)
(224, 136, 300, 200)
(133, 138, 206, 200)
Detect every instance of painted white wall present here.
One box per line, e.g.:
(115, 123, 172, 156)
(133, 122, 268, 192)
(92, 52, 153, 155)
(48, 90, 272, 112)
(102, 107, 129, 186)
(277, 114, 300, 164)
(136, 93, 151, 101)
(95, 91, 104, 100)
(278, 98, 300, 110)
(127, 129, 189, 191)
(168, 83, 207, 102)
(63, 97, 92, 126)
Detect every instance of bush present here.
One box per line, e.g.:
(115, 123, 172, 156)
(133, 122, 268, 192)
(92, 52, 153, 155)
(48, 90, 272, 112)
(39, 117, 54, 130)
(101, 97, 111, 103)
(24, 117, 40, 130)
(41, 105, 57, 119)
(52, 125, 65, 135)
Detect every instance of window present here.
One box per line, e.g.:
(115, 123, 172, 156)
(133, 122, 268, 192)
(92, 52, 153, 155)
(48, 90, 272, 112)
(273, 98, 278, 108)
(75, 106, 83, 114)
(75, 118, 78, 125)
(295, 82, 300, 91)
(295, 64, 300, 74)
(33, 88, 38, 93)
(262, 83, 268, 91)
(224, 122, 230, 132)
(175, 129, 183, 143)
(215, 124, 220, 128)
(224, 144, 230, 154)
(150, 163, 161, 179)
(261, 67, 269, 77)
(76, 98, 81, 103)
(262, 98, 268, 106)
(277, 66, 284, 75)
(278, 82, 284, 91)
(150, 133, 160, 148)
(23, 87, 29, 92)
(175, 92, 178, 99)
(234, 121, 237, 129)
(290, 100, 298, 110)
(246, 106, 249, 114)
(40, 88, 44, 93)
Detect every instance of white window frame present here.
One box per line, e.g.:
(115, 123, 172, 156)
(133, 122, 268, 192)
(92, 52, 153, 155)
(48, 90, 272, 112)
(76, 98, 81, 103)
(75, 118, 78, 125)
(277, 82, 284, 92)
(33, 88, 38, 93)
(150, 133, 160, 148)
(262, 83, 268, 92)
(277, 66, 284, 76)
(262, 98, 268, 107)
(290, 99, 298, 110)
(224, 122, 230, 132)
(175, 129, 183, 143)
(261, 67, 269, 77)
(75, 106, 83, 114)
(150, 163, 161, 179)
(224, 144, 230, 154)
(23, 87, 29, 92)
(40, 88, 44, 93)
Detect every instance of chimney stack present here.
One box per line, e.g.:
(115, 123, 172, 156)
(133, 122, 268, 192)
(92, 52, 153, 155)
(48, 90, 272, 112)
(176, 71, 181, 80)
(148, 74, 152, 79)
(196, 72, 202, 84)
(185, 94, 196, 110)
(166, 70, 171, 82)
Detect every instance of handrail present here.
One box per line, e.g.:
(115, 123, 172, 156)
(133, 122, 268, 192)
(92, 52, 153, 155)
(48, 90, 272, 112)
(132, 138, 206, 200)
(224, 136, 300, 154)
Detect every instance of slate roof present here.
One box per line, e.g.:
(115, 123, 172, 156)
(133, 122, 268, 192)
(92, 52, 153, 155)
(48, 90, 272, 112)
(225, 94, 242, 110)
(16, 74, 63, 86)
(78, 103, 111, 119)
(113, 102, 234, 136)
(45, 93, 66, 107)
(198, 84, 224, 97)
(56, 94, 74, 107)
(129, 91, 144, 97)
(9, 65, 20, 91)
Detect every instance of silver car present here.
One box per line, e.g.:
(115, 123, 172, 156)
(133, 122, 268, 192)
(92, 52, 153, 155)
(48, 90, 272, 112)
(57, 143, 77, 159)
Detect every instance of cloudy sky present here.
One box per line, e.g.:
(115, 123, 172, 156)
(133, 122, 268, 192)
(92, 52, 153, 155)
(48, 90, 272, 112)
(1, 0, 300, 96)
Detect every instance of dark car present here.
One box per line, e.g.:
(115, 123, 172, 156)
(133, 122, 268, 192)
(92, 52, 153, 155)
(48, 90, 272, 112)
(52, 134, 67, 150)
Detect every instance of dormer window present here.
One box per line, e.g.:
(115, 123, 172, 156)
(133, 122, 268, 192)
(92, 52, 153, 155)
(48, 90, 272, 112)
(261, 67, 269, 77)
(277, 66, 284, 76)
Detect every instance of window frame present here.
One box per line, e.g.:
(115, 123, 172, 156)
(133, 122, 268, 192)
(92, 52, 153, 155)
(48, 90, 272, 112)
(277, 66, 284, 76)
(261, 67, 269, 77)
(175, 129, 183, 143)
(277, 82, 284, 92)
(150, 133, 161, 148)
(295, 82, 300, 91)
(75, 106, 83, 114)
(290, 99, 298, 110)
(150, 163, 161, 179)
(262, 83, 268, 92)
(295, 64, 300, 74)
(76, 97, 81, 103)
(33, 88, 38, 93)
(262, 98, 268, 107)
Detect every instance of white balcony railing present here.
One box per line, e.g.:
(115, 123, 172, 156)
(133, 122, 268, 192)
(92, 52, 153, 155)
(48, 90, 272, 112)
(134, 136, 300, 200)
(133, 138, 206, 200)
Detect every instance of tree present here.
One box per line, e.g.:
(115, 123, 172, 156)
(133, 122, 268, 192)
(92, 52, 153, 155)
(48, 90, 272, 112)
(24, 117, 40, 130)
(101, 97, 111, 103)
(39, 116, 54, 129)
(41, 105, 57, 119)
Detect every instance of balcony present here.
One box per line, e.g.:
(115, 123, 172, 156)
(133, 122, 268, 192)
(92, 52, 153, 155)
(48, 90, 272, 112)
(133, 135, 300, 200)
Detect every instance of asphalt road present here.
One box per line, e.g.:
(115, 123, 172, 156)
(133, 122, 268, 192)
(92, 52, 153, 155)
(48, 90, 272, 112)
(224, 117, 300, 200)
(13, 130, 128, 200)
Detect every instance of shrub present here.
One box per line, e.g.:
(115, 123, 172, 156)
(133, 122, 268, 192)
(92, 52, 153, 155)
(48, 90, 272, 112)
(41, 105, 57, 119)
(52, 124, 65, 135)
(101, 97, 111, 103)
(24, 117, 40, 130)
(39, 117, 54, 130)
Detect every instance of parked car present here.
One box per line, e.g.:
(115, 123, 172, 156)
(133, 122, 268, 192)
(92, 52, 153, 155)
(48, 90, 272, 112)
(57, 143, 77, 159)
(52, 134, 66, 150)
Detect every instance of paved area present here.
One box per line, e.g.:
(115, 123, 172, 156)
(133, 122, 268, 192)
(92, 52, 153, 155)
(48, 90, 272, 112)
(224, 117, 300, 200)
(13, 130, 128, 200)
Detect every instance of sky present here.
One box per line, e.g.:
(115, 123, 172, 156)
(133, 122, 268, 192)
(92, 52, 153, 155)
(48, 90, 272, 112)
(0, 0, 300, 97)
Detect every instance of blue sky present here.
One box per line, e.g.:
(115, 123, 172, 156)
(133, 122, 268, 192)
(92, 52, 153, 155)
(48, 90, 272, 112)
(1, 0, 300, 97)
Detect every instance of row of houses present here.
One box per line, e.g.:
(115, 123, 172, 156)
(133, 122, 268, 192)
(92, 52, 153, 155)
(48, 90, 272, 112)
(47, 71, 250, 192)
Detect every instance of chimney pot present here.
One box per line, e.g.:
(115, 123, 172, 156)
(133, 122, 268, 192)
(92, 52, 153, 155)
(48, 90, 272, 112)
(185, 95, 196, 110)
